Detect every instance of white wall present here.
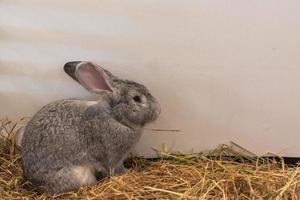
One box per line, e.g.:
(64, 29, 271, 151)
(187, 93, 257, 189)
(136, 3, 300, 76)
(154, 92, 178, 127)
(1, 0, 300, 157)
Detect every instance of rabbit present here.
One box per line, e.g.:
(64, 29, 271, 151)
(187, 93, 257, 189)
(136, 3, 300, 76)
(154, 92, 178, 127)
(21, 61, 161, 194)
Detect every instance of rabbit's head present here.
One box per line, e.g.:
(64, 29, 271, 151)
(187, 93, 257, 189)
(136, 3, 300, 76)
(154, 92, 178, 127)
(64, 61, 161, 127)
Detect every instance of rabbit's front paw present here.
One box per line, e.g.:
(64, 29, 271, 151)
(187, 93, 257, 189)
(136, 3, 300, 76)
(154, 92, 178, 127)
(113, 165, 130, 175)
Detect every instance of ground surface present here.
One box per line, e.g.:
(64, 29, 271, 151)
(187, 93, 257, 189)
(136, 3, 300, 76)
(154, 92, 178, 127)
(1, 119, 300, 199)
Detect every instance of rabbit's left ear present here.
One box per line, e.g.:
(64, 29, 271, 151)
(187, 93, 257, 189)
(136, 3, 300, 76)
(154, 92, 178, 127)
(64, 61, 81, 83)
(64, 61, 113, 93)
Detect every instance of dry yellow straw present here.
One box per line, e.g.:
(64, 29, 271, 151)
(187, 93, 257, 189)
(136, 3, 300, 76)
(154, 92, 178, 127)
(1, 118, 300, 200)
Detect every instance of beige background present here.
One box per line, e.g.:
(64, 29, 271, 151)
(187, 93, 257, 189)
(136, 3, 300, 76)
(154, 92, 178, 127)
(1, 0, 300, 157)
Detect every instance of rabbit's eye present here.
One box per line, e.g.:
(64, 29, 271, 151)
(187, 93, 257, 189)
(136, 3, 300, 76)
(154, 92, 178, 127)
(133, 95, 141, 103)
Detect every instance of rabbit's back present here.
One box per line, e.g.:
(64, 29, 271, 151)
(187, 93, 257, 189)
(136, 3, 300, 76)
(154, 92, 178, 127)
(20, 99, 115, 193)
(21, 100, 88, 172)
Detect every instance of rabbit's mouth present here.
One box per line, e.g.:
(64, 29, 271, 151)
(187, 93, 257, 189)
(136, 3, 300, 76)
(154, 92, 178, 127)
(148, 101, 161, 122)
(118, 118, 143, 130)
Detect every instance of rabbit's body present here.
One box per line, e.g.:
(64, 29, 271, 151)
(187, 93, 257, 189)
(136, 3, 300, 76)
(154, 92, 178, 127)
(21, 62, 160, 194)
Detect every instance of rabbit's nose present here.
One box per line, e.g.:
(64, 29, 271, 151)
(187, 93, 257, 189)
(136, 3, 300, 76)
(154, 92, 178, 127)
(156, 102, 161, 115)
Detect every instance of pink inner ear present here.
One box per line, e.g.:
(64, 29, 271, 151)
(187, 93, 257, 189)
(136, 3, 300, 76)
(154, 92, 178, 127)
(76, 63, 112, 92)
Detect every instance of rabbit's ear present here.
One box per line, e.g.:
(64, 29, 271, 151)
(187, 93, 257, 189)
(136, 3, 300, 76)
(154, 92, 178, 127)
(75, 62, 113, 93)
(64, 61, 81, 83)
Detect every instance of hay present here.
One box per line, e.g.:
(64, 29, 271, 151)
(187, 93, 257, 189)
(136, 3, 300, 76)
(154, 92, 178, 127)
(1, 119, 300, 199)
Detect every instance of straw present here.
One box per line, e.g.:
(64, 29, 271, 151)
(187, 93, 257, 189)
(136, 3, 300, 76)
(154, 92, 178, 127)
(1, 118, 300, 199)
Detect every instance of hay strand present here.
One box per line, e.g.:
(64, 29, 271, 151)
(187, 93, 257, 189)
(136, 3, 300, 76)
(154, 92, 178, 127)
(1, 119, 300, 199)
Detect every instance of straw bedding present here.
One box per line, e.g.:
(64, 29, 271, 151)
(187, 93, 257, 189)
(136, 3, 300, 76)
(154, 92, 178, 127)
(1, 118, 300, 200)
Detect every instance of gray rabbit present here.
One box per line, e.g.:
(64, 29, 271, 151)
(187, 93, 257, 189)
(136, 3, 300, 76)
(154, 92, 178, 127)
(21, 61, 161, 194)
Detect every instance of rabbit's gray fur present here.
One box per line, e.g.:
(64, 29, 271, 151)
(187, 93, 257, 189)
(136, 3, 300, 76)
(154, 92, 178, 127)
(21, 62, 160, 194)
